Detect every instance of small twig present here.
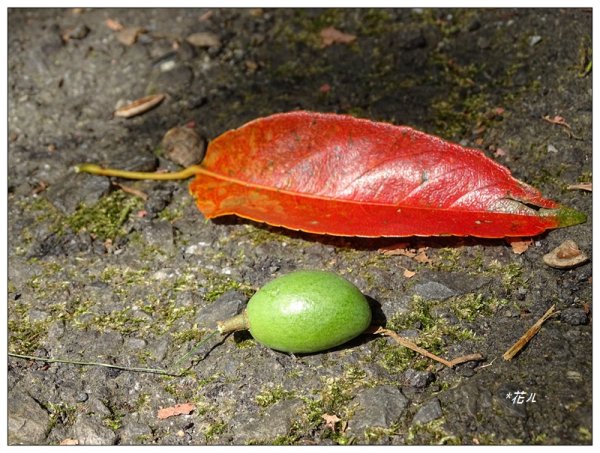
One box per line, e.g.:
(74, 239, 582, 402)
(171, 330, 219, 369)
(8, 330, 222, 377)
(503, 305, 557, 361)
(369, 326, 483, 368)
(8, 352, 182, 376)
(113, 182, 149, 200)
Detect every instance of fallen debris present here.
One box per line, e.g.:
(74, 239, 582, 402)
(567, 182, 592, 192)
(116, 27, 146, 46)
(157, 403, 196, 420)
(114, 94, 166, 118)
(186, 32, 221, 48)
(105, 18, 124, 31)
(503, 305, 557, 360)
(542, 114, 572, 130)
(321, 413, 341, 432)
(320, 26, 357, 47)
(368, 326, 483, 368)
(506, 237, 533, 255)
(543, 239, 589, 269)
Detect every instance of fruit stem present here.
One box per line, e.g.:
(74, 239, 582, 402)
(74, 163, 202, 180)
(217, 311, 250, 334)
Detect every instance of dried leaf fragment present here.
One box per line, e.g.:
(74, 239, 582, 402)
(567, 182, 592, 192)
(320, 26, 357, 47)
(322, 413, 341, 431)
(198, 11, 213, 22)
(105, 18, 124, 31)
(506, 237, 533, 255)
(543, 239, 588, 269)
(503, 305, 557, 360)
(114, 94, 166, 118)
(542, 115, 572, 130)
(157, 403, 196, 420)
(186, 32, 221, 48)
(403, 268, 416, 278)
(117, 27, 145, 46)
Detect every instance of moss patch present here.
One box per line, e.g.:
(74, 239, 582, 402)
(65, 191, 142, 241)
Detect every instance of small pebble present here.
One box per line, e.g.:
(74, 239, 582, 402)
(412, 398, 443, 425)
(161, 126, 206, 167)
(404, 369, 435, 388)
(529, 35, 542, 46)
(186, 32, 221, 48)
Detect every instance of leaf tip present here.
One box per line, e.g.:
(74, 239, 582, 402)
(548, 205, 587, 228)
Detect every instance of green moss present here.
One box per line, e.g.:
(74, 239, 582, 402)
(272, 365, 372, 445)
(45, 402, 77, 430)
(487, 260, 523, 288)
(406, 418, 459, 445)
(199, 269, 252, 303)
(376, 293, 498, 372)
(577, 426, 592, 442)
(103, 411, 124, 431)
(435, 247, 463, 272)
(134, 393, 152, 412)
(576, 35, 592, 77)
(577, 171, 592, 183)
(444, 293, 503, 322)
(8, 304, 50, 354)
(157, 195, 189, 223)
(65, 191, 142, 241)
(256, 384, 295, 408)
(205, 421, 227, 442)
(356, 9, 393, 36)
(274, 9, 346, 48)
(170, 326, 205, 346)
(100, 265, 151, 289)
(364, 424, 400, 443)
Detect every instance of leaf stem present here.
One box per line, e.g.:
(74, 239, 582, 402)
(74, 163, 202, 180)
(216, 312, 250, 334)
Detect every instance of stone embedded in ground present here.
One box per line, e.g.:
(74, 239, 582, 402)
(45, 172, 111, 216)
(412, 398, 443, 425)
(404, 369, 435, 389)
(413, 281, 457, 300)
(119, 417, 153, 445)
(8, 389, 51, 445)
(141, 220, 175, 253)
(347, 385, 409, 437)
(72, 414, 119, 445)
(232, 398, 304, 444)
(195, 290, 248, 330)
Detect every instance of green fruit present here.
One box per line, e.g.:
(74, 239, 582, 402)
(217, 270, 372, 353)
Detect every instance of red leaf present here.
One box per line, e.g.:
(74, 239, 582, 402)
(188, 112, 585, 238)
